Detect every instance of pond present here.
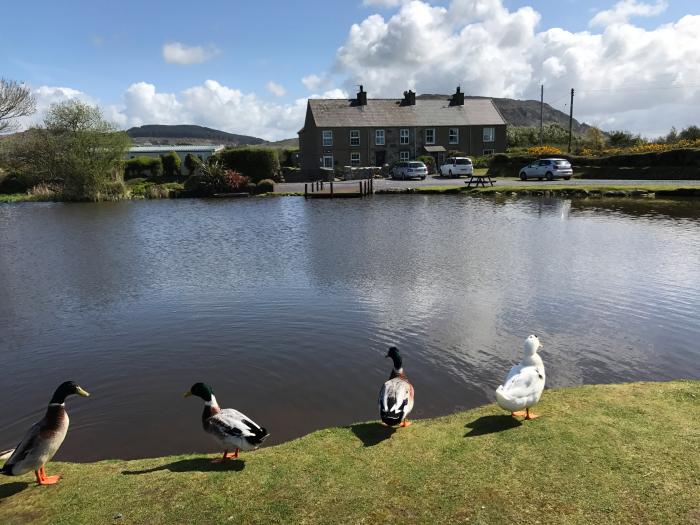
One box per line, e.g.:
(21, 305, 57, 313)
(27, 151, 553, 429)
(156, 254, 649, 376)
(0, 196, 698, 461)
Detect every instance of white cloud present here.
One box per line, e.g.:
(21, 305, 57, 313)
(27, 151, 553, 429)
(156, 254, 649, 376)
(162, 42, 219, 65)
(334, 0, 700, 136)
(266, 81, 286, 97)
(589, 0, 667, 28)
(107, 80, 347, 140)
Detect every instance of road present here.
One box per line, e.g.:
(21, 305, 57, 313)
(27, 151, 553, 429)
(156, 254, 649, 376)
(276, 176, 700, 193)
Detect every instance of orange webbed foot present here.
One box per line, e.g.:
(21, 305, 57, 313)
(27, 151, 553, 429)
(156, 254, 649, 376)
(524, 412, 540, 420)
(39, 475, 61, 485)
(511, 411, 527, 417)
(400, 420, 412, 427)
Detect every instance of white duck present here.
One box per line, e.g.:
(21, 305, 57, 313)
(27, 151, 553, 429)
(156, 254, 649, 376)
(496, 335, 545, 420)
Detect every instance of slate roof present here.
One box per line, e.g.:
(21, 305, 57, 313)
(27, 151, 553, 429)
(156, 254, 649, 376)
(308, 98, 505, 128)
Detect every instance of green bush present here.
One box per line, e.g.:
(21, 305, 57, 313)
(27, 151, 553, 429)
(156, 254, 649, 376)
(160, 151, 181, 178)
(256, 179, 275, 193)
(213, 148, 281, 183)
(417, 155, 436, 174)
(184, 153, 199, 176)
(124, 156, 163, 179)
(184, 161, 251, 196)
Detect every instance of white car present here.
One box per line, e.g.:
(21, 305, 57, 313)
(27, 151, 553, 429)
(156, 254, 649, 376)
(519, 158, 573, 181)
(392, 161, 428, 180)
(439, 157, 473, 177)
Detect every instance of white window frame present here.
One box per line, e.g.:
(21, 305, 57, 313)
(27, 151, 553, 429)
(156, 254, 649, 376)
(399, 151, 409, 162)
(482, 149, 494, 156)
(449, 128, 459, 144)
(322, 130, 333, 147)
(375, 129, 385, 146)
(350, 152, 361, 166)
(400, 128, 409, 145)
(322, 155, 334, 168)
(350, 129, 360, 146)
(425, 128, 435, 145)
(483, 127, 495, 142)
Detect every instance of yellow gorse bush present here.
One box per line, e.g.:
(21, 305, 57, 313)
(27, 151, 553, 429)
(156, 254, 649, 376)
(581, 139, 700, 157)
(526, 145, 563, 156)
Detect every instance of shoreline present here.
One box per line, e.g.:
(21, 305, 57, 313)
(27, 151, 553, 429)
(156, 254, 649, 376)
(2, 380, 698, 524)
(3, 183, 700, 203)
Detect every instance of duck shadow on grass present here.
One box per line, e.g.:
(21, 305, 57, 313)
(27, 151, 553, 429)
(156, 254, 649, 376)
(464, 415, 522, 437)
(0, 481, 29, 500)
(122, 458, 245, 475)
(350, 422, 396, 447)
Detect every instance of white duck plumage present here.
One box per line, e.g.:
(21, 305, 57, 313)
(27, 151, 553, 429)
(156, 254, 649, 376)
(185, 382, 269, 462)
(496, 335, 545, 419)
(378, 347, 415, 427)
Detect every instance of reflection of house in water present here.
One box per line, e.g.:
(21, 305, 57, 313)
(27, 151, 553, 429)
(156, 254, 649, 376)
(126, 145, 225, 163)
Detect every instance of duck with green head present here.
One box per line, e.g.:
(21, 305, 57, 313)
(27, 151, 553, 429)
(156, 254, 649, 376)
(1, 381, 90, 485)
(379, 347, 415, 427)
(184, 382, 269, 462)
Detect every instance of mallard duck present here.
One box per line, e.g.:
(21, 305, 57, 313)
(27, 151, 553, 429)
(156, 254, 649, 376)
(184, 382, 269, 462)
(1, 381, 90, 485)
(496, 335, 545, 420)
(379, 347, 415, 427)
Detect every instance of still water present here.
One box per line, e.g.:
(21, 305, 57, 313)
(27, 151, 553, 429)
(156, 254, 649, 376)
(1, 196, 698, 461)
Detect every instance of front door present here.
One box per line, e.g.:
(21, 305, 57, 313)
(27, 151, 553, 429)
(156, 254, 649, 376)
(375, 150, 386, 167)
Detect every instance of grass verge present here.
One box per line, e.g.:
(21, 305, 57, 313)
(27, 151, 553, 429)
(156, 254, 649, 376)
(1, 381, 698, 524)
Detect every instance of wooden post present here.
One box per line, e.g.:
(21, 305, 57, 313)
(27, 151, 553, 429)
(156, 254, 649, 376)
(304, 183, 308, 199)
(330, 181, 334, 198)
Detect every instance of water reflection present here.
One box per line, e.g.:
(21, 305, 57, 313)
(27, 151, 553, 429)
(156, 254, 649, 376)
(0, 196, 698, 461)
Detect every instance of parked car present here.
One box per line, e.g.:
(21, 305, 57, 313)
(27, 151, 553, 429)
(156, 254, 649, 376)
(519, 158, 573, 181)
(392, 161, 428, 180)
(439, 157, 473, 177)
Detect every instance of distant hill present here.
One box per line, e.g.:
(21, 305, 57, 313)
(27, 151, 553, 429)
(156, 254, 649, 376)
(417, 94, 592, 135)
(126, 125, 265, 146)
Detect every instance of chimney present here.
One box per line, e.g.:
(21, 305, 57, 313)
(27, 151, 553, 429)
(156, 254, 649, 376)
(450, 86, 465, 106)
(357, 85, 367, 106)
(402, 89, 416, 106)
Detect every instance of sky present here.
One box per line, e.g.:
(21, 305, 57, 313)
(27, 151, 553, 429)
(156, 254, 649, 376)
(1, 0, 698, 140)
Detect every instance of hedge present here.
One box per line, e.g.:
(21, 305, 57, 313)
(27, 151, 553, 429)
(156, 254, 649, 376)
(124, 156, 163, 179)
(213, 148, 280, 183)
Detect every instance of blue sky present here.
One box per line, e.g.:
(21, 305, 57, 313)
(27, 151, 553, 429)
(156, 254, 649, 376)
(1, 0, 699, 138)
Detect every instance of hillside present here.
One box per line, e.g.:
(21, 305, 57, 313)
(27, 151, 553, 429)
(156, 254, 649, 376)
(1, 381, 697, 524)
(126, 125, 265, 146)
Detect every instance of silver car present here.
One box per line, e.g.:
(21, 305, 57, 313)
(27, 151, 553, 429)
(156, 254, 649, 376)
(392, 161, 428, 180)
(519, 158, 573, 181)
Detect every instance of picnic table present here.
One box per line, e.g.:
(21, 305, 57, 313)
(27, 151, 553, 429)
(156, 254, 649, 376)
(464, 174, 495, 188)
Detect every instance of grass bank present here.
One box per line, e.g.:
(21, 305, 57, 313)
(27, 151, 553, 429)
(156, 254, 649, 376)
(1, 381, 698, 524)
(470, 184, 700, 198)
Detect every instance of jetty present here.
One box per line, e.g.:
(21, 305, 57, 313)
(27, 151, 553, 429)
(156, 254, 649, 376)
(304, 178, 374, 199)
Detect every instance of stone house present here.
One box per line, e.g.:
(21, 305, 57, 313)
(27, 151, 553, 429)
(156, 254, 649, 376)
(298, 86, 506, 178)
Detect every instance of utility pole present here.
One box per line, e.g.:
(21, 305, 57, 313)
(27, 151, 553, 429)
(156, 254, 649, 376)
(567, 88, 575, 153)
(539, 84, 544, 145)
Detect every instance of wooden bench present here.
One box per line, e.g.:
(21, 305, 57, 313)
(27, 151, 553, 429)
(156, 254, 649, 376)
(465, 174, 495, 188)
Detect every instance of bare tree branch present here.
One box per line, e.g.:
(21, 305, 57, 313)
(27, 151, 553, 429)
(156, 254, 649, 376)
(0, 78, 37, 134)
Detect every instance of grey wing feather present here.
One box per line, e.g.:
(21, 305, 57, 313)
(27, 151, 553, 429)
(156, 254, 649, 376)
(3, 422, 40, 468)
(209, 409, 260, 439)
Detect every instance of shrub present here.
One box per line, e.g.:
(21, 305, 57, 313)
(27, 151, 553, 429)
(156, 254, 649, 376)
(256, 179, 275, 194)
(184, 161, 250, 196)
(160, 151, 181, 178)
(214, 148, 281, 182)
(184, 153, 199, 176)
(526, 145, 563, 156)
(125, 156, 162, 179)
(417, 155, 436, 174)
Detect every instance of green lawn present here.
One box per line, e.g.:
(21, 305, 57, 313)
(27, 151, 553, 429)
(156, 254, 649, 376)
(1, 381, 698, 524)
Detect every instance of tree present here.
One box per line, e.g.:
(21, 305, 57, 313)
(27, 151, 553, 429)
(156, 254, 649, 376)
(160, 151, 181, 178)
(7, 101, 130, 200)
(184, 153, 199, 175)
(679, 125, 700, 141)
(0, 78, 36, 133)
(585, 127, 605, 151)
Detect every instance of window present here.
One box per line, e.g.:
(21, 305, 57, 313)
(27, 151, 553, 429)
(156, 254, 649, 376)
(482, 149, 494, 156)
(449, 128, 459, 144)
(350, 130, 360, 146)
(483, 127, 495, 142)
(322, 130, 333, 146)
(375, 129, 385, 146)
(322, 155, 334, 168)
(400, 128, 409, 144)
(399, 151, 409, 162)
(425, 128, 435, 144)
(351, 152, 360, 166)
